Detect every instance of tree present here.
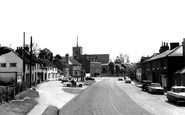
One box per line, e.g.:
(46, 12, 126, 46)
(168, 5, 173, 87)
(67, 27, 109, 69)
(115, 64, 121, 76)
(25, 43, 41, 57)
(114, 56, 121, 64)
(32, 43, 41, 57)
(119, 53, 130, 64)
(38, 48, 53, 62)
(54, 54, 62, 60)
(108, 61, 115, 75)
(126, 63, 137, 80)
(120, 67, 125, 75)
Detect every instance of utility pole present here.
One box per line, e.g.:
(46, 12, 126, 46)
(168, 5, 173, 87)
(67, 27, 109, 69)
(23, 32, 25, 83)
(29, 36, 33, 88)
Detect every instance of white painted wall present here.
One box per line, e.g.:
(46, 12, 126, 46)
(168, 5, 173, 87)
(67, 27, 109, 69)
(0, 51, 23, 73)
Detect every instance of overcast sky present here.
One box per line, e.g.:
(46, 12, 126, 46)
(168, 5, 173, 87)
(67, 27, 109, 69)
(0, 0, 185, 62)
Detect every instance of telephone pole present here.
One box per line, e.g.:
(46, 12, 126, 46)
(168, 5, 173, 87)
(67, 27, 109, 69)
(29, 36, 33, 88)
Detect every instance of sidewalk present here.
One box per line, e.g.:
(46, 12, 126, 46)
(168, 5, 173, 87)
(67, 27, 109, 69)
(131, 80, 142, 88)
(27, 81, 87, 115)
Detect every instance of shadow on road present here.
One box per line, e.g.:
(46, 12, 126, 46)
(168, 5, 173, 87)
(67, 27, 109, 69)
(165, 100, 185, 107)
(62, 88, 83, 95)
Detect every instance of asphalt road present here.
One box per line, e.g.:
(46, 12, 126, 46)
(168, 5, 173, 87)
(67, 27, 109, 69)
(59, 79, 152, 115)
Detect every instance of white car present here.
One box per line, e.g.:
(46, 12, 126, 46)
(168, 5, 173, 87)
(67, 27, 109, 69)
(63, 80, 83, 87)
(148, 83, 164, 94)
(166, 86, 185, 104)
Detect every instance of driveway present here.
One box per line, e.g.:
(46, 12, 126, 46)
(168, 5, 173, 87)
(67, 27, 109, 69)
(27, 81, 87, 115)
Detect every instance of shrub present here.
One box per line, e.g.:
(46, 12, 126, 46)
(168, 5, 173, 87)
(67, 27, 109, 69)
(15, 89, 39, 100)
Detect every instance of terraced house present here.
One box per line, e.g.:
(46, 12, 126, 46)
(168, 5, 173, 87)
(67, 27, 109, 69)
(141, 40, 185, 90)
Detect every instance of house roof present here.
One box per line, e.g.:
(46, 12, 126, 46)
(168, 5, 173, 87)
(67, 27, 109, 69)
(69, 58, 81, 65)
(0, 46, 13, 56)
(53, 59, 67, 71)
(41, 59, 54, 67)
(85, 54, 109, 64)
(176, 66, 185, 74)
(146, 45, 182, 62)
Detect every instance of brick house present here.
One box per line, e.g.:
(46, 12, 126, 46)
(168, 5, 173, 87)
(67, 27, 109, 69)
(142, 42, 184, 89)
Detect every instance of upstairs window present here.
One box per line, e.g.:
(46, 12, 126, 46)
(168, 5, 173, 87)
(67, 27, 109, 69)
(10, 63, 16, 67)
(0, 63, 6, 68)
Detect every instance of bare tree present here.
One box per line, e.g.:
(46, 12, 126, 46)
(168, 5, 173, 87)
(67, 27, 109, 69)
(119, 53, 130, 64)
(32, 43, 41, 57)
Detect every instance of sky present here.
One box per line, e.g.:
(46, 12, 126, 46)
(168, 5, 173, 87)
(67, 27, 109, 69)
(0, 0, 185, 63)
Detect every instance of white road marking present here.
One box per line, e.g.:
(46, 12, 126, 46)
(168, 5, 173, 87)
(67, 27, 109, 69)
(109, 80, 122, 115)
(109, 94, 122, 115)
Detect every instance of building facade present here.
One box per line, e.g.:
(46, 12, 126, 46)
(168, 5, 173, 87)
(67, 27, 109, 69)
(142, 42, 184, 89)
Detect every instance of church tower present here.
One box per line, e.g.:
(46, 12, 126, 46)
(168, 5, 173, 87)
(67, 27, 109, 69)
(73, 36, 83, 59)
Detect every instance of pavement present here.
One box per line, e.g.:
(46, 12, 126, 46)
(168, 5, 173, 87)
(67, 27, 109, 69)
(27, 77, 141, 115)
(27, 78, 106, 115)
(131, 80, 142, 88)
(27, 81, 88, 115)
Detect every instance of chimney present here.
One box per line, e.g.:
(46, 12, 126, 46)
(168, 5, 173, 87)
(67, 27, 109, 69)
(15, 47, 23, 56)
(159, 42, 169, 53)
(24, 44, 29, 52)
(170, 42, 179, 50)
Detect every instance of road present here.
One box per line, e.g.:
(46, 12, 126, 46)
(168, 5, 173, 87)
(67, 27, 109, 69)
(116, 78, 185, 115)
(59, 78, 152, 115)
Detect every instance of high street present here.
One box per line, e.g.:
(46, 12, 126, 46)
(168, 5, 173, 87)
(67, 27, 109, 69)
(59, 78, 152, 115)
(59, 77, 185, 115)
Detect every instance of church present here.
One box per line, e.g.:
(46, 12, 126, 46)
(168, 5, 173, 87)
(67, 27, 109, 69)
(72, 37, 110, 77)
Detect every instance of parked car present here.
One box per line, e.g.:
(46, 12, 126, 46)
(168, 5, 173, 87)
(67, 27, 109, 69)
(148, 83, 164, 94)
(63, 80, 83, 87)
(166, 86, 185, 104)
(125, 77, 131, 83)
(61, 78, 69, 83)
(141, 80, 152, 91)
(118, 77, 123, 81)
(85, 77, 95, 81)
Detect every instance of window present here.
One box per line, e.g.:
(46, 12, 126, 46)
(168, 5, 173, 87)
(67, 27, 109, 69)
(27, 64, 30, 70)
(0, 63, 6, 68)
(10, 63, 16, 67)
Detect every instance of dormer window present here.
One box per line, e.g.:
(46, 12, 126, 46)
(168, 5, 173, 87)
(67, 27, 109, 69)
(0, 63, 6, 68)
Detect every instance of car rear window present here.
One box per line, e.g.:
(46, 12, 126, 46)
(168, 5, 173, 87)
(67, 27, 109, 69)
(151, 83, 161, 87)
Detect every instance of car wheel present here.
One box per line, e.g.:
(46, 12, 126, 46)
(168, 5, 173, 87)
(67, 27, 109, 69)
(176, 99, 181, 105)
(67, 84, 70, 87)
(167, 97, 171, 102)
(151, 90, 153, 94)
(79, 84, 82, 87)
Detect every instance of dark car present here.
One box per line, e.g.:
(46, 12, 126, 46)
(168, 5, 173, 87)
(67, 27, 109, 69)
(85, 77, 95, 81)
(125, 77, 131, 83)
(118, 77, 123, 81)
(141, 80, 152, 91)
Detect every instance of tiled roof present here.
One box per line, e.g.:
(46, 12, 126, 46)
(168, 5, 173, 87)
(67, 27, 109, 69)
(0, 47, 13, 56)
(53, 59, 66, 71)
(69, 58, 81, 65)
(146, 45, 182, 62)
(41, 59, 54, 67)
(176, 66, 185, 74)
(85, 54, 109, 64)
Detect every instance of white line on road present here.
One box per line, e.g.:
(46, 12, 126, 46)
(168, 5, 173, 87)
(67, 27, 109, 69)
(109, 94, 122, 115)
(109, 80, 122, 115)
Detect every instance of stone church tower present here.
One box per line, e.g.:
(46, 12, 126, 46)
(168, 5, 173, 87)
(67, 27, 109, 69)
(73, 36, 83, 59)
